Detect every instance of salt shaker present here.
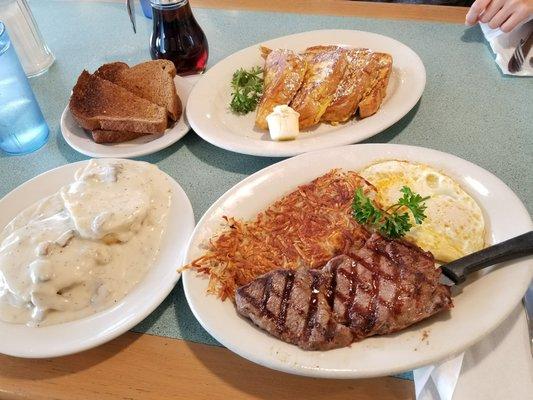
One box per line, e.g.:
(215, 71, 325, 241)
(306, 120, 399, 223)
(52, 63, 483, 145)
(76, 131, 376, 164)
(0, 0, 54, 77)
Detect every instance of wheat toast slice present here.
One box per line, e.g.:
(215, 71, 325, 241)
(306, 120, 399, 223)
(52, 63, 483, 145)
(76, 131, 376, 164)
(95, 60, 182, 121)
(69, 70, 167, 135)
(90, 129, 156, 144)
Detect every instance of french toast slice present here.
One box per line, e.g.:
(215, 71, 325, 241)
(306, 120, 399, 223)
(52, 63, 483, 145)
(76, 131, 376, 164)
(290, 46, 348, 129)
(69, 70, 168, 134)
(95, 60, 182, 121)
(321, 48, 378, 124)
(358, 53, 393, 118)
(255, 48, 307, 130)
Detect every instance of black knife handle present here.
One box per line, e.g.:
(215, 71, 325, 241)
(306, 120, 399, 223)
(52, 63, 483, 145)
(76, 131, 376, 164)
(441, 231, 533, 284)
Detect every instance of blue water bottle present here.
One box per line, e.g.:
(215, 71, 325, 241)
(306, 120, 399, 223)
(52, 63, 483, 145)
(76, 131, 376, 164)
(0, 21, 49, 154)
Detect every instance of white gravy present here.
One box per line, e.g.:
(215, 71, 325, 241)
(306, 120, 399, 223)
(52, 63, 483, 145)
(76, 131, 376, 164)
(0, 159, 171, 326)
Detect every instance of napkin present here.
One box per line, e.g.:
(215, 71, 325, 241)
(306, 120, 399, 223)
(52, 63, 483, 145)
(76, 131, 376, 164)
(480, 19, 533, 76)
(414, 352, 465, 400)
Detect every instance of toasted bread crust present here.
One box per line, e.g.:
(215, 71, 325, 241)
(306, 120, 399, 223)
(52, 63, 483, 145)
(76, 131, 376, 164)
(94, 62, 128, 81)
(69, 70, 167, 134)
(91, 129, 151, 143)
(95, 60, 181, 121)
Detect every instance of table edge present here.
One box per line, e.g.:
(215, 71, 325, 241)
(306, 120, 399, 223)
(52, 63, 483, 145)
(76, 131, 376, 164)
(192, 0, 469, 23)
(0, 332, 414, 400)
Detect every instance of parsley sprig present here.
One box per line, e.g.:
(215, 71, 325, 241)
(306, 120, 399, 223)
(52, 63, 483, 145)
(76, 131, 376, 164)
(230, 66, 264, 114)
(352, 186, 430, 238)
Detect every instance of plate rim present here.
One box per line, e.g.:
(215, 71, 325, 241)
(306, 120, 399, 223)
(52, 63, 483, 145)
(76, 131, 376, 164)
(186, 29, 427, 157)
(61, 76, 192, 159)
(182, 143, 533, 378)
(0, 159, 195, 358)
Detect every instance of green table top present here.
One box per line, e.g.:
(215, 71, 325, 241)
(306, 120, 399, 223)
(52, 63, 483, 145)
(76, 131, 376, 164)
(1, 0, 531, 377)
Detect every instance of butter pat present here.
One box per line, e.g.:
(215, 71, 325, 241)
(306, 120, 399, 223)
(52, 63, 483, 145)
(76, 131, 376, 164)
(266, 105, 300, 141)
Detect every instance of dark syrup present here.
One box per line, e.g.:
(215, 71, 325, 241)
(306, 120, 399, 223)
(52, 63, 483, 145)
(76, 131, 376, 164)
(150, 0, 208, 75)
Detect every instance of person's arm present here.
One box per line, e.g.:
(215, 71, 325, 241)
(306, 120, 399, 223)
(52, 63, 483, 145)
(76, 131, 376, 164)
(465, 0, 533, 32)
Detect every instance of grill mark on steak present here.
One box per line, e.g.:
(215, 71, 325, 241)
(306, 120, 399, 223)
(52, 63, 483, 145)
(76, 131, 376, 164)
(235, 233, 453, 351)
(390, 245, 404, 317)
(236, 276, 278, 322)
(349, 252, 372, 270)
(324, 319, 336, 342)
(260, 275, 273, 318)
(374, 243, 432, 286)
(363, 273, 380, 334)
(325, 264, 338, 309)
(237, 280, 261, 309)
(340, 266, 357, 323)
(303, 272, 321, 341)
(373, 245, 401, 318)
(370, 236, 438, 322)
(276, 270, 295, 333)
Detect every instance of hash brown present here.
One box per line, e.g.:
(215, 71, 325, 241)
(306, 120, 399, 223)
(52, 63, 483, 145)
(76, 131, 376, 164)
(187, 170, 376, 300)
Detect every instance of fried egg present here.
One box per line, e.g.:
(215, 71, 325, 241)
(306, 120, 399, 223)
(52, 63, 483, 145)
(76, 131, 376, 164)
(360, 160, 485, 262)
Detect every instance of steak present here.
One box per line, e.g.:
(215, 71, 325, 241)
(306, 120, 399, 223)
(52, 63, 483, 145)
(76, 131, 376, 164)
(236, 268, 353, 350)
(235, 233, 452, 351)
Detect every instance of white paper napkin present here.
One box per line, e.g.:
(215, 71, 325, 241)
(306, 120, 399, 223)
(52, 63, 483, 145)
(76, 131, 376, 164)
(480, 19, 533, 76)
(414, 352, 465, 400)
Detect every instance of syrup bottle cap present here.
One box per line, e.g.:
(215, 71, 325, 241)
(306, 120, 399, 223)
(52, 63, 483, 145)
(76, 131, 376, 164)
(150, 0, 187, 5)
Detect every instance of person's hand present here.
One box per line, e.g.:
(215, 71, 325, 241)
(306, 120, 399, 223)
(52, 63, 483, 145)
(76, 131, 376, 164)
(465, 0, 533, 32)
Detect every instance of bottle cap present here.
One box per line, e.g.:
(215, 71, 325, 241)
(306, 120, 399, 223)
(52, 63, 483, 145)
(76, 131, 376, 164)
(150, 0, 186, 5)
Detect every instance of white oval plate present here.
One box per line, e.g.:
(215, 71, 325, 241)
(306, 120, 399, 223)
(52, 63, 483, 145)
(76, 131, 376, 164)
(0, 159, 195, 358)
(61, 75, 195, 158)
(186, 30, 426, 157)
(183, 144, 533, 379)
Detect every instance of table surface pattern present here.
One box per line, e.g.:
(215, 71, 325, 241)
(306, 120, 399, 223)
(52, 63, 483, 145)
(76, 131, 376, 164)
(0, 0, 531, 397)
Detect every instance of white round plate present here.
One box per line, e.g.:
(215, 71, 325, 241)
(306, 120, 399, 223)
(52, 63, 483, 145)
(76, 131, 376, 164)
(186, 30, 426, 157)
(183, 144, 533, 378)
(0, 159, 195, 358)
(61, 75, 195, 158)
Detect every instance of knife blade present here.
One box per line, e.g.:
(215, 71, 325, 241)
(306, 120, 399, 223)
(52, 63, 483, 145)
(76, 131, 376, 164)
(523, 284, 533, 356)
